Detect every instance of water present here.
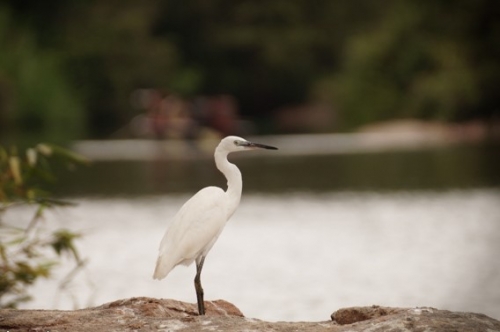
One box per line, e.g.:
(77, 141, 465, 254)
(7, 143, 500, 321)
(9, 190, 500, 321)
(52, 143, 500, 196)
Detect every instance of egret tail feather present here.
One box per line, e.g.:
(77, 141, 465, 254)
(153, 254, 174, 280)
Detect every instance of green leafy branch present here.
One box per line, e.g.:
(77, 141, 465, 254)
(0, 143, 89, 308)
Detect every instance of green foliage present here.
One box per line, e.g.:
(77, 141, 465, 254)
(61, 1, 180, 136)
(159, 0, 499, 129)
(0, 143, 88, 308)
(311, 0, 499, 129)
(1, 0, 498, 136)
(0, 6, 86, 143)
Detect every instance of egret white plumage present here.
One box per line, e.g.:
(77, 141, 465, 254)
(153, 136, 277, 315)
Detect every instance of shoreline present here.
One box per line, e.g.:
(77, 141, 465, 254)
(72, 120, 497, 161)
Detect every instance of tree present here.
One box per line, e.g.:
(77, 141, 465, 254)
(312, 0, 500, 129)
(0, 6, 85, 143)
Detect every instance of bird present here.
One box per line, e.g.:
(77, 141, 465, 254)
(153, 136, 278, 315)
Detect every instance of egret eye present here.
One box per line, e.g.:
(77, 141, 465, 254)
(234, 140, 240, 146)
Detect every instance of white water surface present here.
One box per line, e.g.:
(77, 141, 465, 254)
(8, 189, 500, 321)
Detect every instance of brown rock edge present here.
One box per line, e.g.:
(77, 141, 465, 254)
(1, 297, 499, 332)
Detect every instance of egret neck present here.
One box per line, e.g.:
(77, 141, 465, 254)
(214, 147, 242, 216)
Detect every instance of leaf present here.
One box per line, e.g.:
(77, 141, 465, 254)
(26, 148, 37, 167)
(14, 262, 39, 284)
(0, 146, 7, 159)
(36, 144, 53, 156)
(8, 156, 22, 185)
(44, 144, 90, 166)
(51, 229, 81, 261)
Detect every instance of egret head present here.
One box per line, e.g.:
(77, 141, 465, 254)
(218, 136, 278, 153)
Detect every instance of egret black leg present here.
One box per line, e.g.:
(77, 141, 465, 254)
(194, 256, 206, 315)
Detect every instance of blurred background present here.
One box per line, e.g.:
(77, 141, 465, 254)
(1, 0, 499, 322)
(1, 0, 500, 143)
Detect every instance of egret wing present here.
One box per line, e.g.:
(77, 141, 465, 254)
(153, 187, 227, 279)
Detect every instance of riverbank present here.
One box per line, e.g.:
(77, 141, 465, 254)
(72, 120, 499, 161)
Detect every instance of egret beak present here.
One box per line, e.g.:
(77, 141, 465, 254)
(243, 141, 278, 150)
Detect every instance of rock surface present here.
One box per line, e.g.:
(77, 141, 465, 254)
(1, 298, 499, 332)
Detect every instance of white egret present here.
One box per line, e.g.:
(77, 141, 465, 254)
(153, 136, 278, 315)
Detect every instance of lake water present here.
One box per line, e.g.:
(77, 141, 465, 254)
(54, 143, 500, 196)
(9, 143, 500, 321)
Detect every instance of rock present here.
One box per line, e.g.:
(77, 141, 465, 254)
(1, 298, 499, 332)
(330, 306, 500, 331)
(94, 297, 244, 318)
(331, 305, 403, 324)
